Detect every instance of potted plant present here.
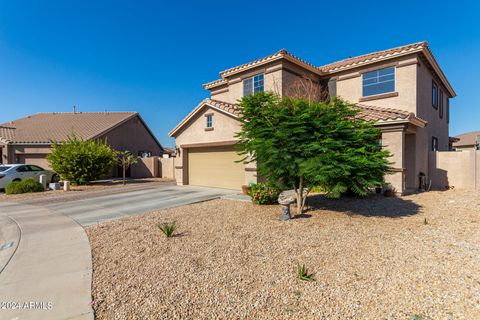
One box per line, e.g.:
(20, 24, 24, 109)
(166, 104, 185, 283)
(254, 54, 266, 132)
(241, 182, 255, 195)
(383, 183, 396, 197)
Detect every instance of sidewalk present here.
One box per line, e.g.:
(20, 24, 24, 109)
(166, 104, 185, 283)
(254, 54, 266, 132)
(0, 203, 93, 320)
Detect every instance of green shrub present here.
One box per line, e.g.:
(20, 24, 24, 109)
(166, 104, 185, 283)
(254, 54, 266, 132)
(157, 222, 177, 238)
(5, 178, 44, 195)
(47, 136, 117, 185)
(248, 183, 281, 205)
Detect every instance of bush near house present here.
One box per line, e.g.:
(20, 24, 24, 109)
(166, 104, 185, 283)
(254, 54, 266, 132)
(5, 178, 44, 195)
(236, 93, 391, 213)
(248, 183, 281, 205)
(47, 136, 117, 185)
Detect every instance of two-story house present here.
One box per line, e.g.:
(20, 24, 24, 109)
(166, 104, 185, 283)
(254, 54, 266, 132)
(169, 42, 456, 194)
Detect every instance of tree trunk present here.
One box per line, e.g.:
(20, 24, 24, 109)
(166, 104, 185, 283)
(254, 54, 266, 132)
(296, 176, 304, 214)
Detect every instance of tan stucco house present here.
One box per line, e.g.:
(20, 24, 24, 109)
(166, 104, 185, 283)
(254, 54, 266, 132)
(452, 130, 480, 151)
(0, 112, 163, 177)
(170, 42, 456, 194)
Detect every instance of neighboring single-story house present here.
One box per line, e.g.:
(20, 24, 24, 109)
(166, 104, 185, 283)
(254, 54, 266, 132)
(0, 111, 163, 177)
(452, 130, 480, 150)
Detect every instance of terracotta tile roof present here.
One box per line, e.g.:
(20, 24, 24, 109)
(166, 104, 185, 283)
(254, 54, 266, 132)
(356, 104, 412, 122)
(453, 130, 480, 147)
(0, 112, 137, 144)
(169, 99, 240, 137)
(319, 42, 427, 73)
(207, 99, 241, 116)
(219, 49, 320, 78)
(0, 125, 16, 142)
(212, 99, 424, 124)
(169, 97, 427, 138)
(203, 78, 228, 89)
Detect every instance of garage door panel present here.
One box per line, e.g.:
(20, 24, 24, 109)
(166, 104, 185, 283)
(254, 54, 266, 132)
(18, 154, 50, 168)
(188, 146, 244, 190)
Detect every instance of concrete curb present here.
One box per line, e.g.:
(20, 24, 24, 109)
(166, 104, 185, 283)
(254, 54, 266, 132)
(0, 215, 21, 274)
(0, 203, 94, 320)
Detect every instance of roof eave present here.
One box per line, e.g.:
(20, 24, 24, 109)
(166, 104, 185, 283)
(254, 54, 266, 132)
(421, 47, 456, 97)
(374, 117, 427, 128)
(218, 54, 323, 80)
(322, 47, 424, 74)
(169, 101, 239, 138)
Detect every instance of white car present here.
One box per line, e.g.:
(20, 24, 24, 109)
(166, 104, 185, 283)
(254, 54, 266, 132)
(0, 164, 60, 189)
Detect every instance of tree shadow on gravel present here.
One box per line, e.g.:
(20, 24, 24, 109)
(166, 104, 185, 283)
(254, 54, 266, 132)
(305, 194, 422, 218)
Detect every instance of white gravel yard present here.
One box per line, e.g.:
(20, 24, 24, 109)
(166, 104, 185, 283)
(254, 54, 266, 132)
(86, 190, 480, 320)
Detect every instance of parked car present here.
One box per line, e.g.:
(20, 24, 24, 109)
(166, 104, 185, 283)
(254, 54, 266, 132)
(0, 164, 60, 189)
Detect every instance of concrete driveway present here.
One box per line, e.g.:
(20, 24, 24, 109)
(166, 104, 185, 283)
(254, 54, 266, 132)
(0, 183, 237, 319)
(17, 183, 238, 226)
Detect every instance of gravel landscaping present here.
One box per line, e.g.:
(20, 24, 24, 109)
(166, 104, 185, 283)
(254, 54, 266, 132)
(87, 190, 480, 319)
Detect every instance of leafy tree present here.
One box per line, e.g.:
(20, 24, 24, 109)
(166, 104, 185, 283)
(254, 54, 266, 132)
(117, 151, 139, 185)
(236, 92, 391, 213)
(47, 136, 117, 185)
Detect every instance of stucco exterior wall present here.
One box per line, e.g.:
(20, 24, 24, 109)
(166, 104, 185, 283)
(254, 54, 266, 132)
(429, 150, 479, 190)
(334, 55, 418, 113)
(412, 59, 451, 189)
(159, 157, 176, 180)
(210, 61, 284, 103)
(131, 156, 159, 178)
(416, 59, 450, 151)
(173, 105, 258, 186)
(381, 129, 406, 193)
(99, 116, 163, 156)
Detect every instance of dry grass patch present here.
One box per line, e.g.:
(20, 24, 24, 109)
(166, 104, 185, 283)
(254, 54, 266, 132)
(87, 190, 480, 319)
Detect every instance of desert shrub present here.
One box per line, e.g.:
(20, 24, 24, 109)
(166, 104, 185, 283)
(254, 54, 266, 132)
(5, 178, 44, 194)
(47, 136, 117, 185)
(236, 93, 391, 213)
(248, 183, 281, 205)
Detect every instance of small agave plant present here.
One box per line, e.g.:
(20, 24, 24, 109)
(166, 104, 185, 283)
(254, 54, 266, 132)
(297, 263, 316, 282)
(158, 221, 177, 238)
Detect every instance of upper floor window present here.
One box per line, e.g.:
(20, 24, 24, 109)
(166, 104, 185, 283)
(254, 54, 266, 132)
(243, 74, 264, 96)
(439, 90, 444, 119)
(362, 67, 395, 97)
(432, 81, 438, 109)
(432, 136, 439, 151)
(206, 114, 213, 128)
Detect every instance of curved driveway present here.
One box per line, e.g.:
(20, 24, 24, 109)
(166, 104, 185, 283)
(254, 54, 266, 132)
(0, 183, 236, 319)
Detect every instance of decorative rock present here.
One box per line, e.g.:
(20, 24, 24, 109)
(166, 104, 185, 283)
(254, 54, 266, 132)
(278, 194, 295, 221)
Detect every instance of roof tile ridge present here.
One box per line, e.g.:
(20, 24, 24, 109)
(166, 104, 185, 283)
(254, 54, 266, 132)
(319, 41, 428, 70)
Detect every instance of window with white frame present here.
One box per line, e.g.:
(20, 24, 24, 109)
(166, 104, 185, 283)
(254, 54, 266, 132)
(362, 67, 395, 97)
(243, 74, 264, 96)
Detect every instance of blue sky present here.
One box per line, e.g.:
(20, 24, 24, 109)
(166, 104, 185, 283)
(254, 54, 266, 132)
(0, 0, 478, 147)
